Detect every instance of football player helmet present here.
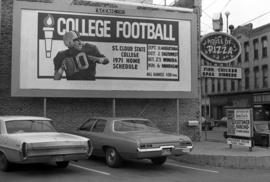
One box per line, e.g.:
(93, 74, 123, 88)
(63, 31, 82, 50)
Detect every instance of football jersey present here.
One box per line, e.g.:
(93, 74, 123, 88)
(54, 43, 105, 80)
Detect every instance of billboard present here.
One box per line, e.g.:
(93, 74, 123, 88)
(12, 1, 198, 98)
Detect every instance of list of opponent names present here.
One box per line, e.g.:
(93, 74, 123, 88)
(147, 44, 179, 80)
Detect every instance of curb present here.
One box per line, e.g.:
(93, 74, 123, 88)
(171, 154, 270, 169)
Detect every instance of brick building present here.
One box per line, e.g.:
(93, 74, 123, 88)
(201, 23, 270, 121)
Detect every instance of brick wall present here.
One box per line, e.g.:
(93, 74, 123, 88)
(0, 0, 200, 141)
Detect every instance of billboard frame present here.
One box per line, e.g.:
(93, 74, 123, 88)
(12, 1, 199, 98)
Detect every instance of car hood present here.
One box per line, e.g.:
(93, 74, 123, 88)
(120, 131, 191, 143)
(8, 132, 88, 144)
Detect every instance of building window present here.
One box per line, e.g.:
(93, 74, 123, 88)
(237, 54, 242, 65)
(253, 39, 259, 60)
(205, 78, 208, 94)
(231, 80, 235, 91)
(244, 42, 249, 62)
(238, 79, 242, 91)
(262, 36, 268, 58)
(223, 79, 227, 92)
(254, 66, 259, 89)
(217, 79, 221, 92)
(262, 65, 268, 88)
(244, 68, 250, 89)
(211, 78, 215, 93)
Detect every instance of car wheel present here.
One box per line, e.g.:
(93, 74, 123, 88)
(151, 156, 167, 165)
(56, 161, 69, 168)
(105, 147, 122, 168)
(0, 152, 11, 172)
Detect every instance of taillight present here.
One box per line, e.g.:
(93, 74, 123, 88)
(22, 142, 27, 159)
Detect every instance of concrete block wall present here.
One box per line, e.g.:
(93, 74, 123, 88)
(0, 0, 200, 141)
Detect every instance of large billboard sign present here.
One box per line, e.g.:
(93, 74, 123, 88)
(200, 32, 241, 64)
(12, 1, 198, 98)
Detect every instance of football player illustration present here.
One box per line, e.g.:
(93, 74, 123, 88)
(53, 30, 109, 80)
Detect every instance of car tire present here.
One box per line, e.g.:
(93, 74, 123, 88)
(151, 156, 167, 165)
(105, 147, 122, 168)
(0, 152, 11, 172)
(56, 161, 69, 168)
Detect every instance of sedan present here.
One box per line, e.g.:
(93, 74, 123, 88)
(74, 117, 193, 168)
(0, 116, 92, 172)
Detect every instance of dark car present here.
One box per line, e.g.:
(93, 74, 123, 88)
(74, 117, 193, 168)
(223, 121, 270, 147)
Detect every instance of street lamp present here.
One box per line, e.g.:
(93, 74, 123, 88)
(225, 11, 230, 34)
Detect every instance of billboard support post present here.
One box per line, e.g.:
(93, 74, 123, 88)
(112, 98, 116, 117)
(176, 98, 180, 135)
(43, 97, 47, 117)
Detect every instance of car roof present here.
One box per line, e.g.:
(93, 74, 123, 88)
(88, 117, 149, 122)
(0, 115, 51, 121)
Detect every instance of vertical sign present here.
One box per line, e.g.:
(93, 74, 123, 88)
(227, 108, 253, 149)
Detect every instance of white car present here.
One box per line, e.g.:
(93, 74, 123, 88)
(0, 116, 92, 171)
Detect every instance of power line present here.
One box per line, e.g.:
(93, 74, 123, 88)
(241, 10, 270, 26)
(220, 0, 232, 12)
(203, 0, 220, 10)
(201, 22, 213, 29)
(202, 10, 213, 20)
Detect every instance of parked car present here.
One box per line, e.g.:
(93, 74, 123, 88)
(214, 116, 227, 127)
(223, 121, 270, 147)
(74, 117, 193, 168)
(0, 116, 92, 172)
(201, 117, 214, 131)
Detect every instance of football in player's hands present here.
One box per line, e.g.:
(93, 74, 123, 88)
(102, 58, 109, 65)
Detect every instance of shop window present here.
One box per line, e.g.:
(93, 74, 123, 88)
(262, 36, 268, 58)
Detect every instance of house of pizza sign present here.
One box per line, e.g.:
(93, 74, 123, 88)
(200, 32, 241, 63)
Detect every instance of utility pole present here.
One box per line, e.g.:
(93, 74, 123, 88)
(225, 11, 230, 34)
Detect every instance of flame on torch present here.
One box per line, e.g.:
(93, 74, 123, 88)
(43, 14, 55, 58)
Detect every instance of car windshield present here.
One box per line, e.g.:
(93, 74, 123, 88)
(114, 119, 159, 132)
(5, 120, 57, 134)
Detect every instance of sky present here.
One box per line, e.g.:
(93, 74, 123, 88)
(152, 0, 270, 35)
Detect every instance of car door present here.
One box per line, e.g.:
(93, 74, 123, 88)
(89, 119, 107, 156)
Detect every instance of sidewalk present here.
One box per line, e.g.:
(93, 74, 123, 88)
(171, 141, 270, 169)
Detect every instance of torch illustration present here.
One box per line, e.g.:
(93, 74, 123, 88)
(43, 14, 55, 58)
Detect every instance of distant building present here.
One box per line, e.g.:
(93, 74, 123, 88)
(202, 23, 270, 121)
